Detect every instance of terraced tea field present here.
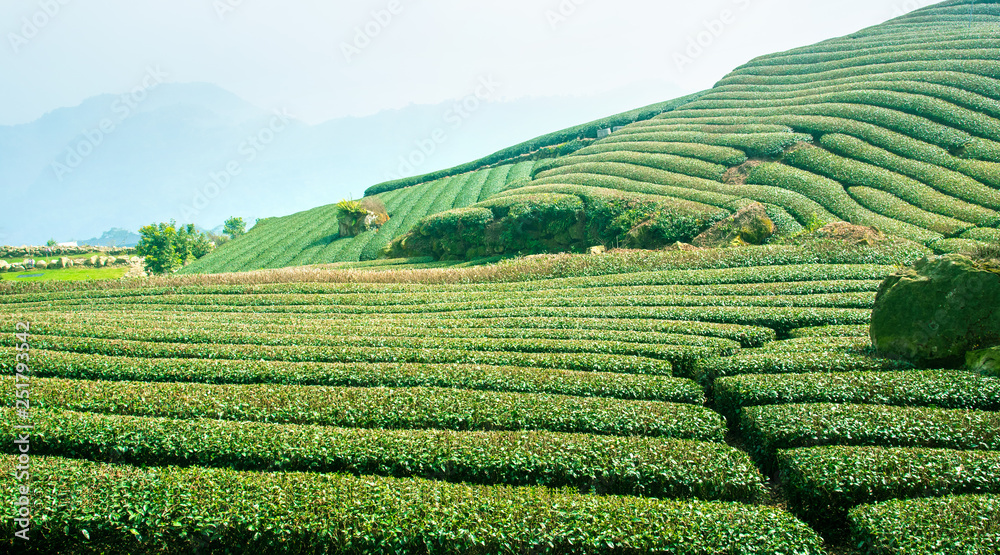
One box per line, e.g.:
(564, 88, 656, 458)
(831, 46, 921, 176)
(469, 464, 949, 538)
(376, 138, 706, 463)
(185, 0, 1000, 273)
(3, 243, 998, 553)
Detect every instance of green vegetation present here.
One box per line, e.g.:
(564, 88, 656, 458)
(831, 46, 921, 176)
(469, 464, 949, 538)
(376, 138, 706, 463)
(741, 403, 1000, 463)
(223, 216, 246, 239)
(12, 378, 726, 439)
(0, 456, 824, 554)
(386, 189, 726, 260)
(780, 446, 1000, 526)
(849, 494, 1000, 555)
(136, 221, 213, 274)
(1, 408, 762, 500)
(1, 349, 703, 402)
(0, 267, 128, 282)
(716, 370, 1000, 417)
(5, 3, 1000, 552)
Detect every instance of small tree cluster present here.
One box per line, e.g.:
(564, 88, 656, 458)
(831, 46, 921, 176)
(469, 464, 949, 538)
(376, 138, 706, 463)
(136, 221, 214, 274)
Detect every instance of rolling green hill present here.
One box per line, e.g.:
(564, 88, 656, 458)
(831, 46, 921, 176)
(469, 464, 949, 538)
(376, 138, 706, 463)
(184, 0, 1000, 274)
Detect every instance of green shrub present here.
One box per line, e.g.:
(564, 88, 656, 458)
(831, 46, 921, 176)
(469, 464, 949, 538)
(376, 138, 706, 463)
(527, 173, 740, 208)
(387, 187, 725, 260)
(820, 133, 1000, 211)
(962, 227, 1000, 243)
(0, 455, 825, 554)
(604, 130, 813, 157)
(783, 145, 998, 227)
(14, 378, 728, 440)
(849, 494, 1000, 555)
(746, 162, 942, 243)
(2, 408, 765, 501)
(715, 370, 1000, 419)
(780, 446, 1000, 527)
(929, 237, 992, 254)
(535, 151, 729, 181)
(788, 324, 870, 338)
(741, 403, 1000, 464)
(681, 88, 1000, 144)
(6, 349, 703, 403)
(1, 334, 677, 376)
(694, 351, 912, 385)
(848, 186, 973, 235)
(26, 322, 736, 370)
(573, 141, 748, 166)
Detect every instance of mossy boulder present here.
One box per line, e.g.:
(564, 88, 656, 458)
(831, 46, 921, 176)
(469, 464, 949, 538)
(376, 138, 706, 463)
(967, 346, 1000, 377)
(871, 255, 1000, 366)
(691, 202, 774, 248)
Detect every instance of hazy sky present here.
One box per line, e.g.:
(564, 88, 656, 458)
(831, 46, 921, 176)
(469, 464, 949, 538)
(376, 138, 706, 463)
(2, 0, 936, 126)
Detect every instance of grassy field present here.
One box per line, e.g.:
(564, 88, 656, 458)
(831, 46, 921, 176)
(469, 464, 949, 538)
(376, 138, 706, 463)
(0, 267, 128, 282)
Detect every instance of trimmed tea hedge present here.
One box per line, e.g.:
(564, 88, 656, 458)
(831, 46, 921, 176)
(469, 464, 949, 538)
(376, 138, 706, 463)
(787, 325, 870, 338)
(1, 335, 677, 376)
(746, 162, 942, 243)
(850, 494, 1000, 555)
(780, 446, 1000, 525)
(0, 455, 825, 554)
(693, 351, 911, 384)
(3, 349, 704, 403)
(13, 378, 728, 440)
(741, 403, 1000, 463)
(0, 408, 765, 501)
(716, 370, 1000, 418)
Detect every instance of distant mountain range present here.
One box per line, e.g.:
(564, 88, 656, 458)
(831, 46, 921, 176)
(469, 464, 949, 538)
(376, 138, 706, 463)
(0, 82, 679, 246)
(77, 228, 143, 248)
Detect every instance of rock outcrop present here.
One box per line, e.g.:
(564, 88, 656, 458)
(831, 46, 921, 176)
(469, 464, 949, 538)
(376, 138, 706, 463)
(871, 254, 1000, 366)
(968, 346, 1000, 377)
(692, 203, 774, 248)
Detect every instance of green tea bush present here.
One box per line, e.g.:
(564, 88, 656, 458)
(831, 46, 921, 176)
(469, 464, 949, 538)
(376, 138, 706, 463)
(1, 334, 677, 376)
(820, 133, 1000, 210)
(788, 324, 870, 338)
(604, 130, 813, 157)
(780, 446, 1000, 526)
(535, 151, 729, 181)
(850, 494, 1000, 555)
(26, 322, 736, 367)
(929, 237, 991, 254)
(715, 370, 1000, 418)
(683, 88, 1000, 143)
(746, 162, 942, 243)
(0, 455, 825, 554)
(14, 378, 728, 440)
(1, 409, 765, 500)
(741, 403, 1000, 463)
(573, 141, 748, 166)
(783, 145, 998, 226)
(848, 186, 974, 235)
(7, 349, 704, 403)
(527, 173, 741, 208)
(694, 352, 911, 385)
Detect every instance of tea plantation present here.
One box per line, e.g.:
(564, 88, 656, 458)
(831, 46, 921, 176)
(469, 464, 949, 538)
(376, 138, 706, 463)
(4, 1, 999, 553)
(185, 0, 1000, 272)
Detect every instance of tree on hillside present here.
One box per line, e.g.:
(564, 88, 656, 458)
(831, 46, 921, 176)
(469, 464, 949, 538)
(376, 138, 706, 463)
(137, 221, 214, 274)
(46, 239, 57, 247)
(137, 222, 182, 274)
(224, 217, 246, 239)
(179, 224, 214, 260)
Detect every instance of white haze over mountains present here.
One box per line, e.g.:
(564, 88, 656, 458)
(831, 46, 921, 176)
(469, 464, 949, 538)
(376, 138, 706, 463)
(0, 82, 672, 245)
